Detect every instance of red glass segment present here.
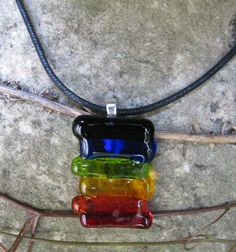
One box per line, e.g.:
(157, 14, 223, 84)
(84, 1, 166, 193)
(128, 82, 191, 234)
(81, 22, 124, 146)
(72, 195, 153, 229)
(80, 211, 153, 229)
(72, 195, 148, 214)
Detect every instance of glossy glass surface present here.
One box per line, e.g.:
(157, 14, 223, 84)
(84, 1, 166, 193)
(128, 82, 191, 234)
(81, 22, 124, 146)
(72, 195, 149, 215)
(72, 115, 157, 162)
(71, 115, 157, 229)
(71, 156, 151, 179)
(79, 176, 154, 200)
(80, 211, 153, 229)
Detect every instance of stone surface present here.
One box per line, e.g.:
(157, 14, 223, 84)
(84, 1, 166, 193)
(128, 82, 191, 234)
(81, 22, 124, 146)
(0, 0, 236, 251)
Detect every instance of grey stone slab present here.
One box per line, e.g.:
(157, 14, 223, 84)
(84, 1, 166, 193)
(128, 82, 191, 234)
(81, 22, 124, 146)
(0, 0, 236, 251)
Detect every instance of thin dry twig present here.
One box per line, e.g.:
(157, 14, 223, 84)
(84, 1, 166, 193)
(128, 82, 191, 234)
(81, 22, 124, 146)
(184, 205, 231, 250)
(2, 194, 235, 250)
(0, 230, 236, 248)
(1, 194, 236, 219)
(1, 84, 236, 144)
(0, 84, 86, 117)
(152, 201, 236, 217)
(156, 131, 236, 144)
(0, 243, 7, 252)
(9, 217, 35, 252)
(228, 242, 236, 252)
(27, 216, 40, 252)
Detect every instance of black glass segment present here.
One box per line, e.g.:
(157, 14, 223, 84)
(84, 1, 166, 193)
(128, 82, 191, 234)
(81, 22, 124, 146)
(72, 115, 157, 162)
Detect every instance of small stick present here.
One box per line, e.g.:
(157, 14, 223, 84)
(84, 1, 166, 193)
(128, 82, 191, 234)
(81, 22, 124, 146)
(27, 216, 40, 252)
(228, 243, 236, 252)
(0, 84, 235, 144)
(0, 231, 236, 247)
(152, 201, 236, 216)
(156, 131, 236, 144)
(1, 193, 236, 218)
(184, 207, 231, 249)
(0, 84, 86, 117)
(1, 193, 236, 251)
(0, 194, 40, 216)
(9, 217, 35, 252)
(0, 243, 7, 252)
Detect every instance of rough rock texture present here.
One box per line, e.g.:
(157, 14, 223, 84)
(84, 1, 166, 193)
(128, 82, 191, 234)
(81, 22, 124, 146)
(0, 0, 236, 251)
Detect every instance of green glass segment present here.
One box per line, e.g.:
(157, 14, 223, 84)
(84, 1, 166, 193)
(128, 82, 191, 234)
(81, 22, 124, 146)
(71, 157, 151, 179)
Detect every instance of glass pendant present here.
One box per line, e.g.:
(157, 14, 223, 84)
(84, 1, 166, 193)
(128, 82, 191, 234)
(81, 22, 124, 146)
(71, 115, 157, 229)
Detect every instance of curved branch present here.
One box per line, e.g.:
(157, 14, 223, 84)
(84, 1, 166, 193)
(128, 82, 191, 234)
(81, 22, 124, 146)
(27, 216, 40, 252)
(152, 201, 236, 216)
(1, 190, 236, 251)
(9, 217, 35, 252)
(1, 194, 236, 218)
(228, 243, 236, 252)
(0, 84, 235, 144)
(0, 84, 85, 117)
(0, 230, 236, 247)
(0, 243, 7, 252)
(156, 131, 236, 144)
(184, 207, 231, 249)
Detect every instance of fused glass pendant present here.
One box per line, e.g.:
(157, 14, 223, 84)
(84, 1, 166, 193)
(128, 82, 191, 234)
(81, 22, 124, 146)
(72, 116, 156, 162)
(71, 115, 157, 229)
(71, 156, 151, 179)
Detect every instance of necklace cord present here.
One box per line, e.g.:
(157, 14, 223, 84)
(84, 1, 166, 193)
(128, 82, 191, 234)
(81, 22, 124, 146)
(15, 0, 236, 116)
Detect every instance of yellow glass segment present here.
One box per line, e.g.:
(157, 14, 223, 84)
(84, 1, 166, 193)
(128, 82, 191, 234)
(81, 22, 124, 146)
(79, 176, 155, 200)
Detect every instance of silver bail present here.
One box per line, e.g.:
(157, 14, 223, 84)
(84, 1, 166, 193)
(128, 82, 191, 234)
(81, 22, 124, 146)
(106, 100, 117, 117)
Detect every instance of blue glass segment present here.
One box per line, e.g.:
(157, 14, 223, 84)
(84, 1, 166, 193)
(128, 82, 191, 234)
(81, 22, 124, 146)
(103, 139, 124, 153)
(72, 116, 157, 162)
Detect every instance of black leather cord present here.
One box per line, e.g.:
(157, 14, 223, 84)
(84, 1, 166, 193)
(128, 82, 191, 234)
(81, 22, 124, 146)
(15, 0, 236, 116)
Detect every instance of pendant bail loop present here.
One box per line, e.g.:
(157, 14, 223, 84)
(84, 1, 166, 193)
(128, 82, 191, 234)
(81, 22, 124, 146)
(106, 99, 117, 117)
